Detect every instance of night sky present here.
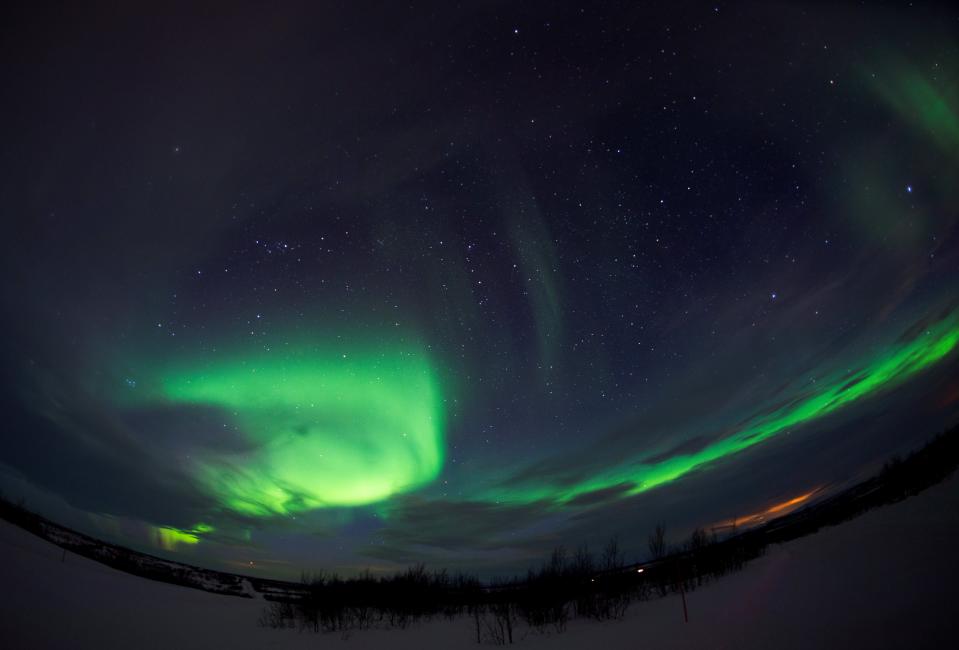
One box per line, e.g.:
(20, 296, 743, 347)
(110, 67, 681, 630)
(2, 2, 958, 579)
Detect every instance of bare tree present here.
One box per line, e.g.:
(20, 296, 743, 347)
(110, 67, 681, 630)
(687, 527, 709, 552)
(648, 523, 667, 560)
(601, 536, 624, 572)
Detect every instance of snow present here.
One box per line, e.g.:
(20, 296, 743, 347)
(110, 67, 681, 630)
(2, 475, 959, 649)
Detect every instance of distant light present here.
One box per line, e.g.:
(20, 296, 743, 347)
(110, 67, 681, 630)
(771, 292, 778, 300)
(637, 568, 644, 574)
(906, 185, 913, 193)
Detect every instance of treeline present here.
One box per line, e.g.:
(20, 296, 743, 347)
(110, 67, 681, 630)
(259, 538, 639, 641)
(750, 421, 959, 547)
(0, 495, 300, 599)
(2, 423, 957, 644)
(260, 565, 481, 634)
(260, 423, 959, 643)
(259, 526, 763, 642)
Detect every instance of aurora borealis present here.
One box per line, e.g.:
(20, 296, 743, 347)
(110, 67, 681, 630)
(491, 308, 959, 507)
(2, 2, 958, 579)
(155, 344, 445, 515)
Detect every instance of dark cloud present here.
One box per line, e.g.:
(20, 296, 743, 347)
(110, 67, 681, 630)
(896, 302, 959, 344)
(366, 496, 558, 563)
(120, 405, 258, 454)
(641, 438, 712, 466)
(0, 356, 218, 529)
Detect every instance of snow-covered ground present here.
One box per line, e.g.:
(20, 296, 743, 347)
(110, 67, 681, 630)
(3, 475, 959, 649)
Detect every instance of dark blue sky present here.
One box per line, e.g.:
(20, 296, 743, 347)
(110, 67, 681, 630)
(1, 1, 958, 578)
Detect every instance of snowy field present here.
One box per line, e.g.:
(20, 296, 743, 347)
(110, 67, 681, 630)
(3, 476, 959, 649)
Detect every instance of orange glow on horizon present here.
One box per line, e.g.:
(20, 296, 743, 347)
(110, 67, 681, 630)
(711, 487, 825, 531)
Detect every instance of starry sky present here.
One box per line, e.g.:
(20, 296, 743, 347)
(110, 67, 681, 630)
(1, 1, 958, 579)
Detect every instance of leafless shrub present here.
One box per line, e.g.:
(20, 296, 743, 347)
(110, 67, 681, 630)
(648, 523, 667, 560)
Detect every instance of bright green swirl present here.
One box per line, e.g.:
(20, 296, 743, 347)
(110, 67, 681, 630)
(160, 347, 444, 516)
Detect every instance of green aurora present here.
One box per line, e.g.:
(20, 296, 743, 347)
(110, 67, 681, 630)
(154, 522, 214, 551)
(4, 12, 958, 577)
(113, 60, 959, 545)
(126, 306, 959, 531)
(145, 345, 445, 517)
(485, 308, 959, 507)
(868, 57, 959, 156)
